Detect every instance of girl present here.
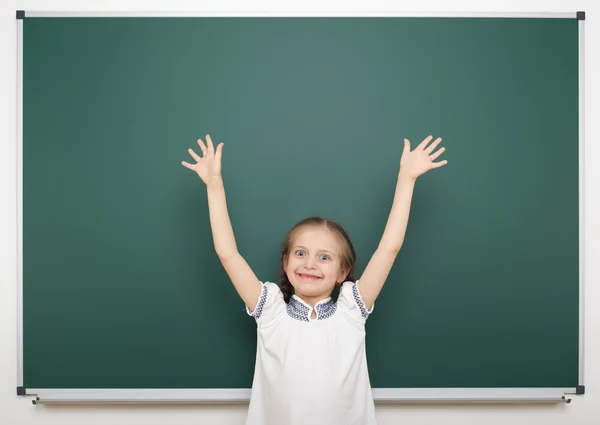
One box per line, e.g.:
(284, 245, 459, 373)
(182, 134, 447, 425)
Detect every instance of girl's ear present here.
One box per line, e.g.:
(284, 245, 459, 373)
(282, 255, 289, 273)
(337, 267, 350, 284)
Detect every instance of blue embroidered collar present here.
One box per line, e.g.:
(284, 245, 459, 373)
(287, 295, 337, 322)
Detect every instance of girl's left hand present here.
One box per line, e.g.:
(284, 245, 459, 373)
(399, 135, 447, 180)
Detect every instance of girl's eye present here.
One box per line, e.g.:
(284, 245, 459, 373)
(319, 254, 330, 261)
(295, 250, 305, 257)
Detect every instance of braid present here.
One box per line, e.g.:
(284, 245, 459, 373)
(280, 254, 293, 303)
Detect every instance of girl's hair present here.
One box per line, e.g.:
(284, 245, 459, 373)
(280, 216, 356, 303)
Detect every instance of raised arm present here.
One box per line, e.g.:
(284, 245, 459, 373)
(358, 135, 447, 310)
(182, 134, 262, 311)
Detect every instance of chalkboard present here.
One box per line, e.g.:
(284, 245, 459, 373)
(18, 12, 584, 402)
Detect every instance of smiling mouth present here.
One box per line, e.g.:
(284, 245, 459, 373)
(297, 273, 322, 281)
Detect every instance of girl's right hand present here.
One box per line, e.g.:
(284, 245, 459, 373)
(181, 134, 224, 185)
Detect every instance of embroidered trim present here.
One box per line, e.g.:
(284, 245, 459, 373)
(286, 297, 337, 322)
(316, 300, 337, 320)
(246, 282, 268, 319)
(352, 282, 374, 319)
(286, 298, 310, 322)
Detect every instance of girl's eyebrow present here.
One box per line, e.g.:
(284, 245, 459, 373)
(294, 245, 336, 256)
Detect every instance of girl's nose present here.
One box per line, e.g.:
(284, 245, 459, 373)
(305, 256, 316, 268)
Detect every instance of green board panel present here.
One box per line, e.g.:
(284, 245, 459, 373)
(22, 16, 580, 390)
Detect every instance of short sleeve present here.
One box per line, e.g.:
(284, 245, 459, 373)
(245, 281, 285, 325)
(337, 280, 374, 324)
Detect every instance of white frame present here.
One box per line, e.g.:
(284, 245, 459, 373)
(27, 388, 573, 405)
(16, 10, 585, 404)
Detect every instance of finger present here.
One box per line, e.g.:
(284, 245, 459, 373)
(417, 135, 434, 150)
(403, 138, 411, 154)
(215, 142, 224, 163)
(181, 160, 195, 170)
(425, 137, 443, 154)
(197, 138, 207, 156)
(206, 134, 214, 154)
(432, 160, 448, 168)
(429, 146, 445, 160)
(188, 148, 201, 162)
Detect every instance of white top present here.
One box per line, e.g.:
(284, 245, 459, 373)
(245, 280, 377, 425)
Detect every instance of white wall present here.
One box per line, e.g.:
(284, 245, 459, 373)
(2, 0, 598, 424)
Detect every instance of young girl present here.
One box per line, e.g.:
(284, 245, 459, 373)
(182, 134, 447, 425)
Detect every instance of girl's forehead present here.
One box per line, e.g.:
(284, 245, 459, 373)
(292, 227, 342, 250)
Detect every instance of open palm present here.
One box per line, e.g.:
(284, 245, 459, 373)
(400, 135, 447, 180)
(181, 134, 224, 185)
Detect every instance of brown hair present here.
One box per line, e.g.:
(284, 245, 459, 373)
(280, 216, 356, 303)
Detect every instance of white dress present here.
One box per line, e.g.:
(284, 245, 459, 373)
(245, 280, 377, 425)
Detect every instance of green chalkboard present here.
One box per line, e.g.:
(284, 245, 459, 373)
(21, 16, 581, 393)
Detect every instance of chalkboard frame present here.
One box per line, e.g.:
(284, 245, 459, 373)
(15, 10, 586, 404)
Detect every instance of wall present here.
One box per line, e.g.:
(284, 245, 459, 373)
(1, 0, 598, 424)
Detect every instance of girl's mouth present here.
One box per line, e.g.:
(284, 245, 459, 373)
(297, 273, 321, 280)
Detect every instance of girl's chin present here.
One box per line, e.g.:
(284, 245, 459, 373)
(292, 282, 336, 294)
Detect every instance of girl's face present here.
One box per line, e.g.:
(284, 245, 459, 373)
(284, 226, 348, 303)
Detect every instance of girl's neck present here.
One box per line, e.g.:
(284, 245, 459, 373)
(293, 292, 332, 309)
